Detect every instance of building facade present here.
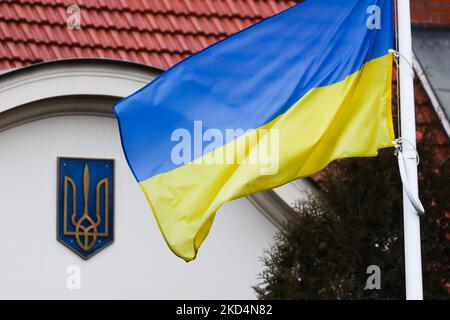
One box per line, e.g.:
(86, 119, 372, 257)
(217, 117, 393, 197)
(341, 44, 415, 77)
(0, 0, 310, 299)
(0, 0, 448, 299)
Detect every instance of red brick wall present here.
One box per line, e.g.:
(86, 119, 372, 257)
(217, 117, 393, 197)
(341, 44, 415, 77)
(411, 0, 450, 25)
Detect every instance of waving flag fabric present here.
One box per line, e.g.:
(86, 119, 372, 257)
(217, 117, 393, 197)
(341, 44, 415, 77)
(114, 0, 395, 261)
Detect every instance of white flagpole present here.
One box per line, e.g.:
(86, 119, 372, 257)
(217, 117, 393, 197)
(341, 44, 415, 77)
(397, 0, 424, 300)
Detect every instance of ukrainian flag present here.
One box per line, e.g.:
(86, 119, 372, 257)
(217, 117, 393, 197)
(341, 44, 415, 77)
(114, 0, 395, 261)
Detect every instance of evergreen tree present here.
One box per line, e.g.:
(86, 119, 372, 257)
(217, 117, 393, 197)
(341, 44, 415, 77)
(255, 135, 449, 299)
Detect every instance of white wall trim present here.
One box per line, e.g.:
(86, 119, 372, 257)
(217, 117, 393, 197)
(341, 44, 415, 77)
(0, 59, 161, 115)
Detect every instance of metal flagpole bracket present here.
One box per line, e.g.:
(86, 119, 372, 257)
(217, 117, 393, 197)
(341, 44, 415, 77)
(393, 138, 425, 216)
(389, 49, 415, 72)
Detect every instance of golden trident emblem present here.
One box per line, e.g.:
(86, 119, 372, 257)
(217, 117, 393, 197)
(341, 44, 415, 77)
(63, 164, 109, 252)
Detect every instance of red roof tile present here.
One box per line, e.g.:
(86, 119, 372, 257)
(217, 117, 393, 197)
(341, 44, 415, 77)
(0, 0, 299, 70)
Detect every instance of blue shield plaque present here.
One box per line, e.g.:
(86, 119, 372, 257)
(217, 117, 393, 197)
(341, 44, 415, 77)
(57, 158, 114, 259)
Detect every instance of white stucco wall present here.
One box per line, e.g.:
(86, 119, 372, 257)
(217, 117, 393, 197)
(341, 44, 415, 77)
(0, 115, 277, 299)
